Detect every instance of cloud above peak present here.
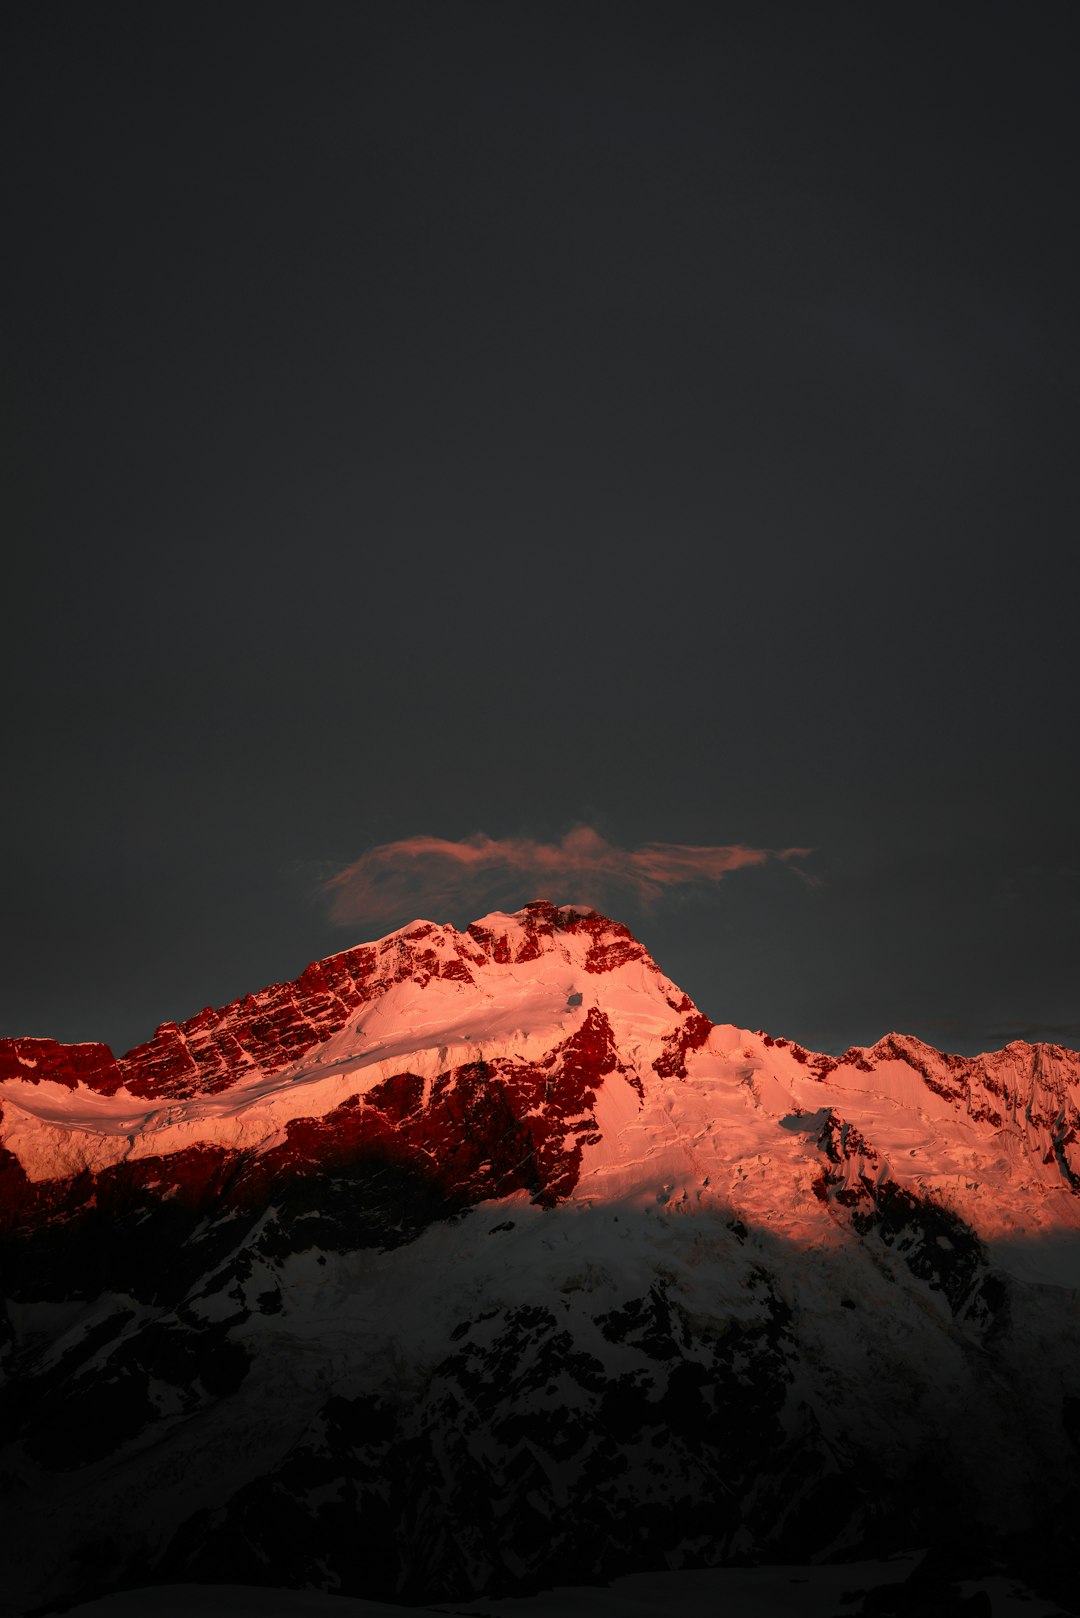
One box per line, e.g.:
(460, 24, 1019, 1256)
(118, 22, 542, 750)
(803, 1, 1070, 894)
(322, 828, 812, 931)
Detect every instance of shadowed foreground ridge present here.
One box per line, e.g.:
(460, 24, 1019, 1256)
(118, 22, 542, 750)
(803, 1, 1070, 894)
(0, 903, 1078, 1614)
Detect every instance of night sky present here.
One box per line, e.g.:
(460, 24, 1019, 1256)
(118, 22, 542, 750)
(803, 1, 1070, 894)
(5, 2, 1079, 1058)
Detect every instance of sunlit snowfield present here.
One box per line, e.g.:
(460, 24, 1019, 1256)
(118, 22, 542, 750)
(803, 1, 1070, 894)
(7, 911, 1079, 1618)
(60, 1557, 1069, 1618)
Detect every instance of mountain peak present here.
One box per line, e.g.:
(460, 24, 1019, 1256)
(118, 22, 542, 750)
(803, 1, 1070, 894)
(0, 903, 691, 1203)
(2, 905, 1078, 1271)
(319, 900, 645, 979)
(3, 908, 1080, 1615)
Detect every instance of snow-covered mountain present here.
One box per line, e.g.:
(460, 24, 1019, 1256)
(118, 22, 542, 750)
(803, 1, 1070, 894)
(1, 903, 1078, 1615)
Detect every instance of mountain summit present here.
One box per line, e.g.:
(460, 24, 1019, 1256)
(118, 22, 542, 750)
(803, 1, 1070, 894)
(3, 901, 1077, 1256)
(1, 904, 1078, 1612)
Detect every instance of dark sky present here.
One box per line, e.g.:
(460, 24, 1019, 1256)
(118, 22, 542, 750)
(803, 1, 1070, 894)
(4, 1, 1079, 1057)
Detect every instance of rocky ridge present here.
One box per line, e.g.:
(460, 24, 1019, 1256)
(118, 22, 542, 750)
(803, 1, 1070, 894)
(0, 903, 1077, 1615)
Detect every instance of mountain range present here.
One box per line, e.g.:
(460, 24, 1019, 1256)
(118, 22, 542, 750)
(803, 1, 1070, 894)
(2, 902, 1078, 1615)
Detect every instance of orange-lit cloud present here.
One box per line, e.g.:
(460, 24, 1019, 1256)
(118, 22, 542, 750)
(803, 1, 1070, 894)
(323, 828, 812, 929)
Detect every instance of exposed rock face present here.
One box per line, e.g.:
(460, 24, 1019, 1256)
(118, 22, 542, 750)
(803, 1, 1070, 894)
(0, 903, 1078, 1614)
(0, 905, 649, 1104)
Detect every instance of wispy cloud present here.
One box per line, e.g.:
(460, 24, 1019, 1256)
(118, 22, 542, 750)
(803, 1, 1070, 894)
(323, 827, 812, 930)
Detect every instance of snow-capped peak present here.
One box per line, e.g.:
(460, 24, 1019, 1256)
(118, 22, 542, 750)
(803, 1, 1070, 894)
(1, 903, 1078, 1284)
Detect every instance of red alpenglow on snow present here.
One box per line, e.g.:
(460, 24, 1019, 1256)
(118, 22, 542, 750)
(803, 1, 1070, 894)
(3, 903, 1080, 1616)
(2, 901, 1078, 1275)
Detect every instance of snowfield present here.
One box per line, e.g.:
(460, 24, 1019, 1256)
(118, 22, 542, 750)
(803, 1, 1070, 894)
(2, 905, 1077, 1616)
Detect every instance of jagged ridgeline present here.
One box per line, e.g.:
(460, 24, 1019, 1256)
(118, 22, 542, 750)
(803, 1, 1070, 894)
(1, 903, 1078, 1612)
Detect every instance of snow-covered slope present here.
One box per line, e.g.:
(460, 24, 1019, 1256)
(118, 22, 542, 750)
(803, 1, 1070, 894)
(0, 904, 681, 1185)
(1, 904, 1078, 1616)
(3, 902, 1077, 1271)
